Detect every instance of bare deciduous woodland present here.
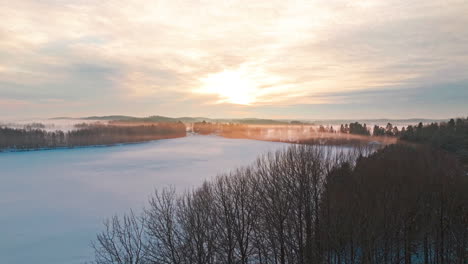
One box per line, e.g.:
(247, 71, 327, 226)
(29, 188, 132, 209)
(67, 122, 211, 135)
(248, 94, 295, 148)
(92, 144, 468, 264)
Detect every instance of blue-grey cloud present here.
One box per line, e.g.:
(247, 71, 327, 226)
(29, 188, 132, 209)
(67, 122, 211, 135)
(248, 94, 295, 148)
(0, 0, 467, 119)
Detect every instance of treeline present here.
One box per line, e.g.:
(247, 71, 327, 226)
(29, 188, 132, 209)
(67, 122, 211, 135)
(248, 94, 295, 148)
(192, 121, 220, 135)
(339, 122, 371, 136)
(339, 118, 468, 165)
(0, 122, 186, 150)
(339, 122, 397, 137)
(398, 118, 468, 164)
(192, 121, 395, 146)
(193, 121, 380, 139)
(92, 144, 467, 264)
(193, 121, 339, 138)
(193, 121, 318, 140)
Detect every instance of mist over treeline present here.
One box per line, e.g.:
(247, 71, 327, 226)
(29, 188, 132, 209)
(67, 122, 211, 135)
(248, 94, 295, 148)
(192, 117, 468, 162)
(92, 144, 467, 264)
(0, 122, 186, 150)
(193, 121, 396, 146)
(1, 117, 467, 162)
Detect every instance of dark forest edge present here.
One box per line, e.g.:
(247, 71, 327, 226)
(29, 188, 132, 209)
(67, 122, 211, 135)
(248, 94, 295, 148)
(0, 122, 186, 151)
(1, 121, 389, 152)
(192, 117, 468, 166)
(2, 117, 468, 166)
(90, 144, 467, 264)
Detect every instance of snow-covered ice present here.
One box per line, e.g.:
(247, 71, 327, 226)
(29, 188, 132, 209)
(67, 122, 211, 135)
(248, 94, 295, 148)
(0, 135, 288, 264)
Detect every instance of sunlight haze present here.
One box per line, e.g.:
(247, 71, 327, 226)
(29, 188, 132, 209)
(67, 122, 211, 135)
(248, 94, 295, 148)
(1, 2, 468, 264)
(1, 0, 467, 119)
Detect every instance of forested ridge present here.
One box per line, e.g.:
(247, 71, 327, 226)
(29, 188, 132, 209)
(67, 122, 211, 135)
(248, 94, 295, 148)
(92, 144, 467, 264)
(0, 122, 186, 150)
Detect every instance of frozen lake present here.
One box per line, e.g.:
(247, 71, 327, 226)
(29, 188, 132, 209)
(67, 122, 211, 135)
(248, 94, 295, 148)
(0, 135, 288, 264)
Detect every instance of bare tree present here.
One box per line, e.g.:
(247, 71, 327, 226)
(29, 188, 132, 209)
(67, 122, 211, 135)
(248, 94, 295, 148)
(92, 144, 467, 264)
(92, 210, 148, 264)
(145, 188, 183, 264)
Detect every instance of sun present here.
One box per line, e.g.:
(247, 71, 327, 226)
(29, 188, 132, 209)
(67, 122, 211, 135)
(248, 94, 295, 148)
(198, 70, 258, 105)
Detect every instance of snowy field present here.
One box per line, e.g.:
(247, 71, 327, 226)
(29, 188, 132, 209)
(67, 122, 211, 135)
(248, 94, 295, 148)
(0, 135, 289, 264)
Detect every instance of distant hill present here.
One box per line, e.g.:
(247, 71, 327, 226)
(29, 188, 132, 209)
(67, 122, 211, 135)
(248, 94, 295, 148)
(235, 118, 290, 125)
(49, 117, 77, 120)
(83, 115, 142, 121)
(79, 115, 292, 125)
(73, 115, 447, 126)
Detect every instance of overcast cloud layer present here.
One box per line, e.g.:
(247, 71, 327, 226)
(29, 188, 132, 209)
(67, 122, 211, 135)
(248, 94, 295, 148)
(1, 0, 467, 119)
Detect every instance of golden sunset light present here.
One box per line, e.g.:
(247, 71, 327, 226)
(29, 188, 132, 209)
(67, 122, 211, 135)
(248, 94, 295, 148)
(1, 0, 466, 119)
(199, 70, 259, 105)
(1, 1, 467, 263)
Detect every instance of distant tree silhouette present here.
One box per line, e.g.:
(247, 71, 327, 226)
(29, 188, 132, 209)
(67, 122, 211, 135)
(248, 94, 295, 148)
(348, 122, 370, 136)
(0, 122, 186, 150)
(372, 125, 386, 136)
(399, 117, 468, 165)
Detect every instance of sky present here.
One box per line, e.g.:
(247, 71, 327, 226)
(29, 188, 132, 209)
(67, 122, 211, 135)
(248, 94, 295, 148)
(1, 0, 467, 120)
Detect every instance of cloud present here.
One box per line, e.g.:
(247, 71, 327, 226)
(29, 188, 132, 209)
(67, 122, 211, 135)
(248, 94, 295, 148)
(0, 0, 467, 118)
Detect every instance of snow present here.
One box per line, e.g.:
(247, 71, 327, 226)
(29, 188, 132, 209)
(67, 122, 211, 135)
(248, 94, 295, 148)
(0, 135, 289, 264)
